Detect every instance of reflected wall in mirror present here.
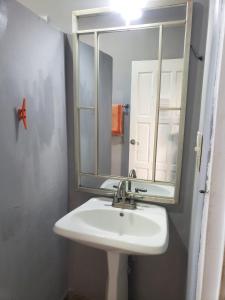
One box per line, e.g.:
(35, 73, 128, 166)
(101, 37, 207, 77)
(74, 0, 192, 203)
(78, 34, 112, 176)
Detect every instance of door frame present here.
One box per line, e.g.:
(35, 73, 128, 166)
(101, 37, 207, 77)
(186, 0, 225, 299)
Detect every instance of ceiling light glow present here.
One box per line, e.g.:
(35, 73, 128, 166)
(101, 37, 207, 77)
(110, 0, 148, 24)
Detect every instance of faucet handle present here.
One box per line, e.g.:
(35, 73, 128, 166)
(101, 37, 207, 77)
(135, 188, 147, 193)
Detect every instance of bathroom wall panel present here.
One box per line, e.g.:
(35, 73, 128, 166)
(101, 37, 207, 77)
(0, 1, 68, 299)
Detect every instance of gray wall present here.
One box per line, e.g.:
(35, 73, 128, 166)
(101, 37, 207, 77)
(0, 1, 68, 299)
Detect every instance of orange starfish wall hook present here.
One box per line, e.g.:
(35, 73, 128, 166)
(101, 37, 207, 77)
(18, 98, 27, 129)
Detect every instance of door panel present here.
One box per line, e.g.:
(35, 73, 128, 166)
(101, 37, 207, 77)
(129, 59, 183, 181)
(129, 60, 158, 181)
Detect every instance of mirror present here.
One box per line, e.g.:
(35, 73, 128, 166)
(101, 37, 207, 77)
(75, 1, 192, 203)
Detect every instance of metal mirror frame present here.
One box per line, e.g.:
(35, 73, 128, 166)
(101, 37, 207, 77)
(72, 0, 193, 204)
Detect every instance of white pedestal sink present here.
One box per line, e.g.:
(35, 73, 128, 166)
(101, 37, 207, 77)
(54, 198, 168, 300)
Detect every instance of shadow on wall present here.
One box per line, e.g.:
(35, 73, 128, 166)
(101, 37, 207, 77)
(68, 243, 107, 300)
(129, 221, 187, 300)
(169, 1, 209, 247)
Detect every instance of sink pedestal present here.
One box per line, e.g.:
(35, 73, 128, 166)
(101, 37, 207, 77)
(106, 252, 128, 300)
(54, 198, 168, 300)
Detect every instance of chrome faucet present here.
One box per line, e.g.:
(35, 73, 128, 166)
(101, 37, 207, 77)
(112, 179, 137, 210)
(128, 169, 137, 178)
(116, 180, 127, 202)
(128, 169, 137, 192)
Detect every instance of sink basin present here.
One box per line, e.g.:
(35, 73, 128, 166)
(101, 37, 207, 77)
(54, 197, 168, 255)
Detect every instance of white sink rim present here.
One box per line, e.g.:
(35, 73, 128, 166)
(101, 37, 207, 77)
(54, 197, 169, 255)
(100, 179, 175, 198)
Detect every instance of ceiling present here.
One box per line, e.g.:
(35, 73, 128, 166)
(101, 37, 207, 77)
(17, 0, 111, 33)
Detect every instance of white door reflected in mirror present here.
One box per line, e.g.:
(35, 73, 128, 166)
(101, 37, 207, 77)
(129, 59, 183, 182)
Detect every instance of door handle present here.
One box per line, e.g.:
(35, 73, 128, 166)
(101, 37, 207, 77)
(130, 139, 136, 145)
